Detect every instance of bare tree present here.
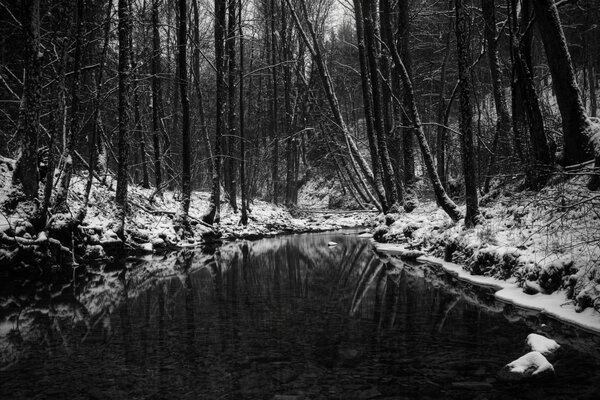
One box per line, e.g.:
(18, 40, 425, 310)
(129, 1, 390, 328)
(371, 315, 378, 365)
(151, 0, 163, 191)
(532, 0, 594, 165)
(174, 0, 192, 235)
(482, 0, 510, 192)
(239, 0, 249, 225)
(227, 0, 239, 211)
(203, 0, 226, 225)
(115, 0, 133, 238)
(77, 0, 114, 223)
(12, 0, 42, 200)
(53, 0, 84, 212)
(455, 0, 480, 227)
(352, 0, 387, 211)
(387, 20, 462, 222)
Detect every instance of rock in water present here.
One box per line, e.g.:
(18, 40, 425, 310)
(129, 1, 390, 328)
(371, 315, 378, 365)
(526, 333, 560, 358)
(498, 351, 554, 381)
(327, 241, 337, 247)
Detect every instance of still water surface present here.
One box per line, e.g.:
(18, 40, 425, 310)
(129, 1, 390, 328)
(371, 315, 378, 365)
(1, 231, 599, 399)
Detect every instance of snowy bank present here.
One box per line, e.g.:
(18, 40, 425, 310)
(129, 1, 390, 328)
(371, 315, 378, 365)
(370, 171, 600, 332)
(373, 240, 600, 335)
(0, 163, 375, 264)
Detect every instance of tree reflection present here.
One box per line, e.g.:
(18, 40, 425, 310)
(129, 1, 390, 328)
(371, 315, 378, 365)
(3, 233, 600, 399)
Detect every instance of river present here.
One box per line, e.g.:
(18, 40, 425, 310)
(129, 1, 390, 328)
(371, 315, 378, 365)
(1, 231, 599, 399)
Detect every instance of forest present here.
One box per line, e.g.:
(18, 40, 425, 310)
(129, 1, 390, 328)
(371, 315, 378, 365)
(2, 0, 600, 397)
(1, 0, 599, 238)
(0, 0, 599, 283)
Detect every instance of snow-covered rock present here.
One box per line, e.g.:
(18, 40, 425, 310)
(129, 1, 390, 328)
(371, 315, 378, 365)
(526, 334, 560, 358)
(137, 243, 154, 253)
(84, 244, 106, 259)
(151, 238, 166, 249)
(100, 229, 121, 246)
(498, 351, 554, 381)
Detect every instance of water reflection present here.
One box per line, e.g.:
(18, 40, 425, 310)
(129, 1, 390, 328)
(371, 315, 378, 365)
(1, 232, 600, 399)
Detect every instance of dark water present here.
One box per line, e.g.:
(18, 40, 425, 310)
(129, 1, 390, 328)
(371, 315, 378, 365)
(1, 232, 600, 400)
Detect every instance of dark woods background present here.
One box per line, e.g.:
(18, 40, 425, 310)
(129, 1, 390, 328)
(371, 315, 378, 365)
(1, 0, 598, 223)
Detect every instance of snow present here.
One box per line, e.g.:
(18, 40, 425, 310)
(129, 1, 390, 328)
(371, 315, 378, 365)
(416, 254, 509, 291)
(495, 286, 600, 335)
(0, 162, 375, 256)
(372, 242, 425, 260)
(372, 242, 600, 334)
(586, 117, 600, 158)
(526, 333, 560, 356)
(371, 169, 600, 327)
(500, 351, 554, 380)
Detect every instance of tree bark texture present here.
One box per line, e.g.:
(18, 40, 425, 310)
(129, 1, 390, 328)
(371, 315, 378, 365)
(239, 0, 248, 225)
(270, 0, 280, 204)
(388, 23, 463, 222)
(54, 0, 84, 212)
(13, 0, 42, 199)
(227, 0, 238, 211)
(532, 0, 593, 165)
(352, 0, 387, 210)
(203, 0, 226, 225)
(482, 0, 511, 192)
(397, 0, 416, 190)
(151, 0, 163, 190)
(455, 0, 480, 227)
(115, 0, 132, 238)
(177, 0, 192, 229)
(363, 0, 399, 211)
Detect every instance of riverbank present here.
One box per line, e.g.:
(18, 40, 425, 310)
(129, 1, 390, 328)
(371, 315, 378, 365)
(374, 242, 600, 335)
(3, 230, 600, 399)
(370, 169, 600, 330)
(0, 161, 375, 264)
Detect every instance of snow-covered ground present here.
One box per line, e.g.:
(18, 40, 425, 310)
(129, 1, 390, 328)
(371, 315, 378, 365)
(0, 162, 374, 258)
(371, 169, 600, 330)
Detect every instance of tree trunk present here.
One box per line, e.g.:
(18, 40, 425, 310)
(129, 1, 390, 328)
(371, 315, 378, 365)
(203, 0, 226, 225)
(509, 0, 553, 186)
(192, 0, 214, 180)
(270, 0, 280, 204)
(131, 30, 150, 189)
(13, 0, 41, 200)
(379, 0, 403, 203)
(285, 0, 379, 200)
(363, 0, 399, 211)
(482, 0, 511, 193)
(54, 0, 84, 212)
(169, 9, 179, 192)
(436, 20, 452, 192)
(532, 0, 593, 165)
(352, 0, 387, 211)
(77, 0, 114, 223)
(239, 0, 248, 225)
(175, 0, 191, 234)
(227, 0, 238, 211)
(45, 41, 68, 226)
(151, 0, 163, 190)
(388, 27, 462, 222)
(455, 0, 480, 227)
(397, 0, 416, 193)
(282, 0, 295, 207)
(115, 0, 133, 238)
(590, 65, 597, 118)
